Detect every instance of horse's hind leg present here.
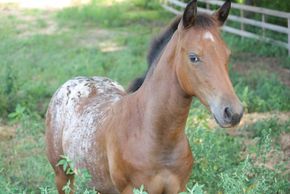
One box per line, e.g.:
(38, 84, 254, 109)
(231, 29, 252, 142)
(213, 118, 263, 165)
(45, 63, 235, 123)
(46, 110, 75, 193)
(55, 166, 75, 194)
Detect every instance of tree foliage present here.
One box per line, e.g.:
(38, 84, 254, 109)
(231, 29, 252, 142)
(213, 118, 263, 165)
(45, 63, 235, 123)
(233, 0, 290, 12)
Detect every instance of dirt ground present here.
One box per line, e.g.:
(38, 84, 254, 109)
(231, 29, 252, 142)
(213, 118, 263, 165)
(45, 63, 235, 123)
(0, 125, 16, 140)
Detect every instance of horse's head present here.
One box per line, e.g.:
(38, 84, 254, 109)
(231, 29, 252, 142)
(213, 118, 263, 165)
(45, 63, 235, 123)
(174, 0, 243, 128)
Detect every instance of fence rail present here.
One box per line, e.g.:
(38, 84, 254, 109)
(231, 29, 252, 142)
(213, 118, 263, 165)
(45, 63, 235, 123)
(162, 0, 290, 55)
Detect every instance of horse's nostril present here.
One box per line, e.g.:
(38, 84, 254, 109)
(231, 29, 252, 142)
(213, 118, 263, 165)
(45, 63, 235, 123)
(231, 113, 242, 125)
(223, 106, 243, 126)
(224, 107, 232, 122)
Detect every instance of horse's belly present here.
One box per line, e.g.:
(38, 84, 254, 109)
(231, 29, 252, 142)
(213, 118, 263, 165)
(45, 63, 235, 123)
(47, 76, 125, 192)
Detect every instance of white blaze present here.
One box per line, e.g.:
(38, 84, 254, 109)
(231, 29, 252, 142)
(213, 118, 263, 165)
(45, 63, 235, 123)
(203, 31, 215, 42)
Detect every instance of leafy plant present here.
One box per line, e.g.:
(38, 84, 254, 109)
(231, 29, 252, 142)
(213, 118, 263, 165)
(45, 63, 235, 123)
(133, 185, 148, 194)
(180, 183, 204, 194)
(62, 179, 72, 194)
(56, 155, 97, 194)
(39, 186, 53, 194)
(8, 104, 28, 123)
(57, 155, 75, 175)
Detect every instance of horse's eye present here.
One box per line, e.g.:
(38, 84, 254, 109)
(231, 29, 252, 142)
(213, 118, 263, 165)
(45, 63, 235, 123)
(189, 53, 200, 63)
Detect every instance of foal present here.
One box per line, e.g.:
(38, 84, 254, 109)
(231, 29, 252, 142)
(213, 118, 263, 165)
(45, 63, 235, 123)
(46, 0, 243, 193)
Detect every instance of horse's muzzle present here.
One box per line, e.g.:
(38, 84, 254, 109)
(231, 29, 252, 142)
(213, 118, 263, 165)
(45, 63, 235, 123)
(212, 103, 244, 128)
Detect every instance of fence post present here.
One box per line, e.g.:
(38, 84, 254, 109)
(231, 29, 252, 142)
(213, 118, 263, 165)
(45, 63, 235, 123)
(262, 14, 265, 38)
(206, 2, 209, 10)
(240, 9, 244, 31)
(240, 9, 244, 40)
(288, 17, 290, 56)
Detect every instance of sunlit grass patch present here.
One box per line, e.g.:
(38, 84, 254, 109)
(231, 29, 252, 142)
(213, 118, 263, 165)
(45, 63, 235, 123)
(56, 0, 171, 28)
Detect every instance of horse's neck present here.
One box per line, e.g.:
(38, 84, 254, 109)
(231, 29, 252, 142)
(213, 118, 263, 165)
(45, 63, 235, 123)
(136, 34, 192, 143)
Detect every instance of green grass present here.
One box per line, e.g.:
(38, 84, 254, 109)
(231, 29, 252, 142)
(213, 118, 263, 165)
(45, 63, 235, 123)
(0, 0, 289, 193)
(185, 106, 290, 193)
(224, 33, 290, 113)
(232, 70, 290, 112)
(57, 0, 169, 28)
(224, 33, 288, 57)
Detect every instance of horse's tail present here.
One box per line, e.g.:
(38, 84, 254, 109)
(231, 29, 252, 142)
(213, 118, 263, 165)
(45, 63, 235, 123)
(127, 16, 181, 93)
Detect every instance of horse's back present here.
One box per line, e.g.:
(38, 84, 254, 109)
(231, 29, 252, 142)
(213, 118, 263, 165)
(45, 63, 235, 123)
(45, 76, 124, 192)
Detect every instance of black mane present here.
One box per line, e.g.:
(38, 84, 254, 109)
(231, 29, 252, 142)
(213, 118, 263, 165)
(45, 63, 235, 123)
(127, 14, 215, 93)
(147, 16, 182, 66)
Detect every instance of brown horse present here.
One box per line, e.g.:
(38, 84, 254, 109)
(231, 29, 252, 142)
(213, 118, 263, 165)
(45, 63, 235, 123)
(45, 0, 243, 193)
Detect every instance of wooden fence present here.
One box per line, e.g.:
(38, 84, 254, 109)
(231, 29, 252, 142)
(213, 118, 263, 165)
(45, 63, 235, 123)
(161, 0, 290, 55)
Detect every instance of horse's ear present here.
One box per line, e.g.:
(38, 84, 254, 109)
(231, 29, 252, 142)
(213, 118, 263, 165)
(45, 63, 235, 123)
(182, 0, 197, 28)
(213, 0, 231, 26)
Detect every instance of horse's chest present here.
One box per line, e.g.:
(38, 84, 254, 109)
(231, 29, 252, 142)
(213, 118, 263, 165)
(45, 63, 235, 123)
(110, 134, 193, 191)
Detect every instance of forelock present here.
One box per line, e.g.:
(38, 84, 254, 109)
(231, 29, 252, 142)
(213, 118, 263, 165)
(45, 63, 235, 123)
(192, 14, 216, 29)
